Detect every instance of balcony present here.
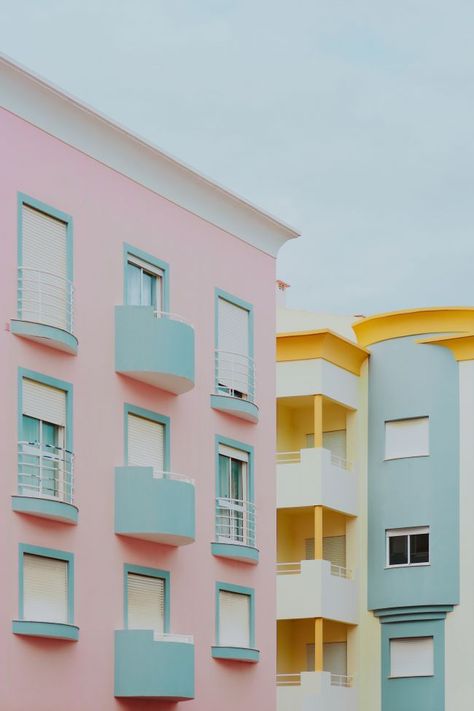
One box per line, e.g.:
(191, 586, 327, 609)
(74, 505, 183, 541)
(210, 350, 258, 423)
(276, 559, 357, 623)
(12, 441, 78, 524)
(115, 630, 194, 699)
(276, 447, 357, 515)
(115, 467, 195, 545)
(11, 267, 77, 354)
(211, 497, 258, 564)
(115, 306, 195, 394)
(277, 671, 356, 711)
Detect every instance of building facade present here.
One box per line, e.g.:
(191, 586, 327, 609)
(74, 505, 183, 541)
(276, 306, 474, 711)
(0, 55, 298, 710)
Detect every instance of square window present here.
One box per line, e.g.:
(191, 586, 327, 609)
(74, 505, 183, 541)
(385, 417, 429, 460)
(390, 637, 434, 678)
(216, 585, 254, 649)
(19, 546, 73, 625)
(386, 527, 430, 567)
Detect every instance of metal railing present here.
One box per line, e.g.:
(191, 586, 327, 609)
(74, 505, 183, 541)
(215, 497, 256, 547)
(215, 350, 255, 402)
(18, 267, 74, 332)
(330, 673, 353, 687)
(276, 561, 301, 575)
(330, 563, 353, 579)
(276, 673, 301, 687)
(152, 469, 195, 485)
(153, 310, 192, 327)
(18, 441, 74, 504)
(153, 632, 194, 644)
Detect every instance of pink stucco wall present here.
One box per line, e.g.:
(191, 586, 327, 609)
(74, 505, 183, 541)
(0, 107, 277, 710)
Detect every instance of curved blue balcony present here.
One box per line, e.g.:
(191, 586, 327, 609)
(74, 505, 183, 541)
(115, 306, 195, 394)
(115, 467, 195, 546)
(115, 630, 194, 700)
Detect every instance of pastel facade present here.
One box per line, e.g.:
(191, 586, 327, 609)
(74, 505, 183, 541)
(276, 306, 474, 711)
(0, 55, 298, 710)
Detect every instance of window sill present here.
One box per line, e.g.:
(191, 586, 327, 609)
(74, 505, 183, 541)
(211, 646, 260, 663)
(384, 454, 430, 461)
(12, 495, 78, 525)
(388, 674, 434, 679)
(12, 620, 79, 641)
(10, 319, 78, 355)
(385, 563, 430, 569)
(211, 541, 259, 565)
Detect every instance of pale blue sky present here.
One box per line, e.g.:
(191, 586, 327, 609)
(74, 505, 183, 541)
(1, 1, 473, 314)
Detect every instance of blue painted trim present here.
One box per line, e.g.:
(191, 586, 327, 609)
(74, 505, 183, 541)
(17, 192, 73, 284)
(375, 605, 454, 623)
(123, 564, 170, 632)
(123, 243, 170, 312)
(18, 368, 73, 452)
(12, 620, 79, 641)
(210, 394, 259, 423)
(10, 320, 78, 355)
(18, 544, 75, 623)
(211, 542, 259, 564)
(215, 434, 254, 500)
(123, 403, 170, 469)
(215, 581, 256, 649)
(211, 646, 260, 662)
(12, 495, 78, 525)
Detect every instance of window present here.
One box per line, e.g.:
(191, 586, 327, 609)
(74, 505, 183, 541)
(216, 293, 253, 400)
(19, 545, 73, 624)
(304, 536, 346, 568)
(124, 565, 169, 632)
(127, 414, 165, 470)
(126, 255, 163, 310)
(390, 637, 434, 678)
(386, 527, 429, 567)
(385, 417, 429, 460)
(19, 376, 72, 503)
(216, 584, 254, 649)
(216, 444, 253, 546)
(19, 198, 72, 331)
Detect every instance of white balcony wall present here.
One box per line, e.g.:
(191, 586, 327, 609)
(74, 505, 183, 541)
(276, 359, 359, 410)
(278, 672, 357, 711)
(277, 560, 358, 624)
(277, 448, 358, 515)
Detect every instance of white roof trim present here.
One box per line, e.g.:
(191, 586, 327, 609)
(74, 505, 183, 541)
(0, 53, 300, 257)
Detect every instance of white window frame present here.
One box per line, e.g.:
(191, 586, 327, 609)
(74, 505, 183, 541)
(127, 255, 164, 310)
(386, 526, 430, 569)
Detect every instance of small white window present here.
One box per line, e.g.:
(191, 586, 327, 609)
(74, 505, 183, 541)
(219, 590, 250, 648)
(390, 637, 434, 678)
(385, 417, 429, 460)
(127, 573, 165, 632)
(23, 554, 68, 623)
(127, 414, 165, 471)
(386, 527, 430, 567)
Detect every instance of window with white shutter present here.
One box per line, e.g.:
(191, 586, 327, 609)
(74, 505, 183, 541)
(323, 536, 346, 568)
(20, 204, 70, 330)
(217, 297, 251, 398)
(390, 637, 434, 677)
(127, 573, 165, 632)
(218, 590, 251, 648)
(23, 379, 66, 427)
(385, 417, 429, 460)
(127, 414, 165, 470)
(23, 554, 68, 623)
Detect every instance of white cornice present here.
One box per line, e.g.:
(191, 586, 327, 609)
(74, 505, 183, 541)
(0, 53, 300, 257)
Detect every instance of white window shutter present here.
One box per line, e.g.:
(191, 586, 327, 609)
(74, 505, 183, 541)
(390, 637, 434, 677)
(218, 298, 249, 357)
(385, 418, 429, 460)
(23, 379, 66, 427)
(127, 573, 164, 632)
(127, 414, 165, 469)
(323, 536, 346, 568)
(219, 590, 250, 647)
(21, 205, 68, 329)
(323, 642, 347, 675)
(323, 430, 347, 459)
(23, 554, 68, 623)
(305, 537, 315, 560)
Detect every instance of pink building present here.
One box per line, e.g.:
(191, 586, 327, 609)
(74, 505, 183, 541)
(0, 55, 298, 710)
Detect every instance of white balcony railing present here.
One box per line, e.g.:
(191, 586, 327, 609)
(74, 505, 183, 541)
(18, 267, 74, 332)
(18, 441, 74, 504)
(152, 469, 195, 485)
(330, 453, 352, 471)
(276, 673, 301, 687)
(330, 564, 353, 579)
(153, 632, 194, 644)
(277, 560, 353, 580)
(276, 449, 351, 471)
(215, 497, 256, 547)
(215, 350, 255, 402)
(153, 310, 192, 326)
(330, 674, 353, 687)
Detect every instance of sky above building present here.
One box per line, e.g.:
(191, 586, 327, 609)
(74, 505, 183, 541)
(1, 0, 473, 315)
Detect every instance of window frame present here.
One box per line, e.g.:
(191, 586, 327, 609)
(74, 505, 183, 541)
(124, 403, 170, 470)
(123, 564, 170, 632)
(123, 243, 169, 313)
(215, 581, 255, 649)
(18, 544, 75, 624)
(385, 526, 430, 569)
